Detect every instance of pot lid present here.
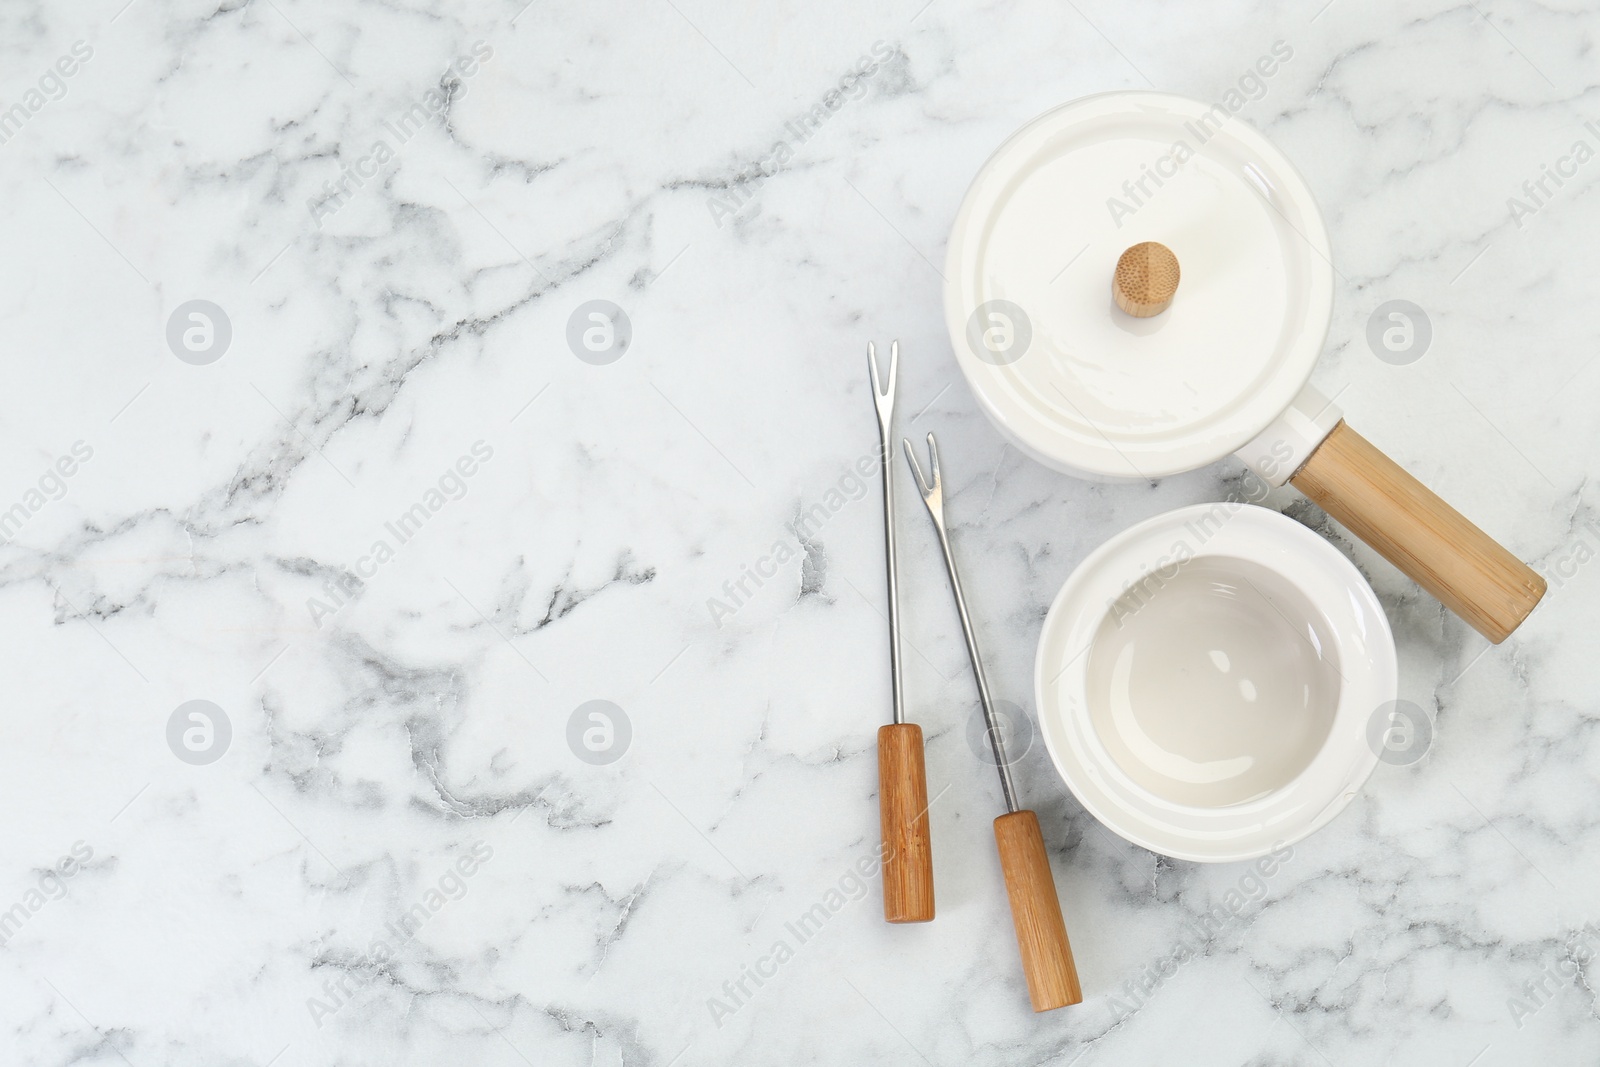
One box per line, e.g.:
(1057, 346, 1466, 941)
(944, 92, 1334, 480)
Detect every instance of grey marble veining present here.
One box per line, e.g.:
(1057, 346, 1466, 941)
(1, 0, 1598, 1064)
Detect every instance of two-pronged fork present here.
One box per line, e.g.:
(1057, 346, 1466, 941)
(869, 340, 935, 924)
(904, 432, 1082, 1010)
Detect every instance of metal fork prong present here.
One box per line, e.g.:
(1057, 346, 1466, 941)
(902, 436, 944, 524)
(868, 340, 899, 400)
(924, 431, 941, 493)
(869, 341, 898, 428)
(901, 437, 930, 497)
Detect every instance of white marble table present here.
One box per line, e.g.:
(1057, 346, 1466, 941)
(2, 1, 1597, 1063)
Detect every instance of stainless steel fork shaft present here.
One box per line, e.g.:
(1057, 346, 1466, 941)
(904, 433, 1020, 813)
(870, 341, 904, 725)
(928, 518, 1019, 812)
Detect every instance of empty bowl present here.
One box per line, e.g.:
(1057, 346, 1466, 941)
(1035, 503, 1396, 862)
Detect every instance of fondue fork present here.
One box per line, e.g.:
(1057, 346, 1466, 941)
(904, 432, 1082, 1011)
(869, 341, 935, 924)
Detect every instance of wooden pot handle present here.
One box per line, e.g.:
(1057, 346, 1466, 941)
(878, 723, 934, 923)
(1290, 420, 1546, 644)
(993, 810, 1082, 1011)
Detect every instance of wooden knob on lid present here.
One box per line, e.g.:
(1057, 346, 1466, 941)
(1112, 241, 1180, 317)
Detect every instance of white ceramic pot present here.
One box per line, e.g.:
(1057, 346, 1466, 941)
(1034, 503, 1396, 862)
(944, 91, 1544, 644)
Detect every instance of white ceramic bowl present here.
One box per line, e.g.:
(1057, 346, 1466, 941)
(1034, 503, 1395, 862)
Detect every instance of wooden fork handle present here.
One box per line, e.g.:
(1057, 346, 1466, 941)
(878, 723, 934, 923)
(994, 809, 1082, 1011)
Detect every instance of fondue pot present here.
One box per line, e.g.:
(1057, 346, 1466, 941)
(1034, 502, 1396, 862)
(944, 91, 1545, 643)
